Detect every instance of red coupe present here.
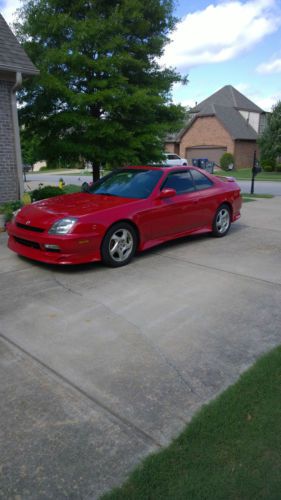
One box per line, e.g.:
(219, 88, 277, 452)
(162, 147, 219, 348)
(7, 166, 242, 267)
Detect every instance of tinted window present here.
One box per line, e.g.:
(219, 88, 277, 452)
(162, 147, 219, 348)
(162, 171, 194, 194)
(190, 169, 213, 190)
(166, 154, 179, 160)
(89, 169, 163, 199)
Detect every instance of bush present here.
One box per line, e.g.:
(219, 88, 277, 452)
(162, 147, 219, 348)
(260, 157, 275, 168)
(31, 185, 64, 201)
(220, 153, 234, 171)
(275, 164, 281, 172)
(263, 165, 274, 172)
(0, 200, 23, 222)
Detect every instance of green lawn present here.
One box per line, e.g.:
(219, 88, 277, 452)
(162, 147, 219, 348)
(216, 168, 281, 181)
(62, 184, 82, 194)
(102, 346, 281, 500)
(242, 193, 274, 203)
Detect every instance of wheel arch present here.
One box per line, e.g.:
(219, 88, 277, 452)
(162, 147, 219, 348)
(217, 201, 233, 219)
(101, 219, 141, 248)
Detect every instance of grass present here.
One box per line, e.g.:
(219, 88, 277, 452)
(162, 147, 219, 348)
(102, 346, 281, 500)
(242, 193, 274, 203)
(216, 168, 281, 181)
(63, 184, 81, 194)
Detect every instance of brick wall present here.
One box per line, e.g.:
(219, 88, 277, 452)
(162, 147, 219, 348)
(179, 116, 234, 158)
(0, 79, 19, 204)
(165, 143, 180, 155)
(234, 141, 259, 169)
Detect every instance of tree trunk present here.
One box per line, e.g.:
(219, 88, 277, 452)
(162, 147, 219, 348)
(92, 163, 100, 183)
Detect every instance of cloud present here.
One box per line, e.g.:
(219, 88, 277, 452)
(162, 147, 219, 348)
(257, 58, 281, 74)
(0, 0, 20, 27)
(234, 83, 281, 111)
(255, 95, 280, 111)
(162, 0, 281, 70)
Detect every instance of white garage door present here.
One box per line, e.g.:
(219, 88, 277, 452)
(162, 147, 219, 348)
(186, 147, 227, 164)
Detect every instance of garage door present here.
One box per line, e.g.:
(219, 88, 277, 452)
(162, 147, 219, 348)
(186, 147, 227, 165)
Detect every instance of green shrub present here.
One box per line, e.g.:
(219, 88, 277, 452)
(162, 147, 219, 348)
(263, 165, 274, 172)
(0, 200, 23, 221)
(31, 185, 64, 201)
(220, 153, 234, 171)
(275, 164, 281, 172)
(260, 157, 275, 168)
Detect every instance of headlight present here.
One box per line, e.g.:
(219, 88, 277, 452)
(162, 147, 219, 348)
(12, 208, 22, 223)
(49, 218, 77, 235)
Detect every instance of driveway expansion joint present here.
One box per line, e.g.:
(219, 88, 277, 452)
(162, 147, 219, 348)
(86, 297, 200, 401)
(156, 253, 281, 287)
(0, 332, 163, 449)
(52, 274, 84, 296)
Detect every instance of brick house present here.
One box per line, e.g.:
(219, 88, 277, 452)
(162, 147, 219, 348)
(165, 85, 267, 168)
(0, 14, 38, 204)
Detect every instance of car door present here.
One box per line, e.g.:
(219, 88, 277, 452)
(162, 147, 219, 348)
(147, 170, 200, 239)
(189, 168, 217, 227)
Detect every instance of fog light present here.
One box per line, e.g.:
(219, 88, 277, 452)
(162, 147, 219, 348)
(44, 244, 60, 251)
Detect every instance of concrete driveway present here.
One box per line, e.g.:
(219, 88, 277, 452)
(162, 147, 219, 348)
(1, 198, 281, 499)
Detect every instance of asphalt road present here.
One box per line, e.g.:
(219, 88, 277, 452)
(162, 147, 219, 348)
(25, 173, 281, 196)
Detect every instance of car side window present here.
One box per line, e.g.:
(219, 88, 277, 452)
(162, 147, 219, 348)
(190, 169, 213, 190)
(162, 171, 195, 194)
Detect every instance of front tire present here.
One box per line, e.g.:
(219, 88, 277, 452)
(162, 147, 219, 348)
(101, 222, 137, 267)
(212, 204, 231, 237)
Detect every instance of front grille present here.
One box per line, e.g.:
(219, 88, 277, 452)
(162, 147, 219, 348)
(16, 223, 44, 233)
(14, 236, 41, 250)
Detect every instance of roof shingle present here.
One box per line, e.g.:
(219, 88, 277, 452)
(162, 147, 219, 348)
(0, 14, 39, 76)
(192, 85, 264, 113)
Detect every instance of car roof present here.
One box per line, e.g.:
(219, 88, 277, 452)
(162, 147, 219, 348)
(124, 165, 190, 172)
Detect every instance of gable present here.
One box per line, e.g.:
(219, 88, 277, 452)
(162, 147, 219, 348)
(192, 85, 264, 114)
(180, 116, 234, 149)
(0, 14, 39, 76)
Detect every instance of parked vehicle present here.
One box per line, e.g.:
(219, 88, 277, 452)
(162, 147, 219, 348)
(7, 166, 242, 267)
(22, 164, 33, 173)
(163, 153, 188, 166)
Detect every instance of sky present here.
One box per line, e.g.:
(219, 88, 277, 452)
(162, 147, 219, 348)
(1, 0, 281, 111)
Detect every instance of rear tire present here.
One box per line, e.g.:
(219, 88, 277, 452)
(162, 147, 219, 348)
(212, 204, 231, 237)
(101, 222, 137, 267)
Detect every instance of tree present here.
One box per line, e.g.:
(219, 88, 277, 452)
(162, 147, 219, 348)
(20, 130, 41, 166)
(15, 0, 187, 180)
(259, 101, 281, 168)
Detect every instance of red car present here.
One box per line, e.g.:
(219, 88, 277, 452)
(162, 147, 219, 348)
(7, 166, 242, 267)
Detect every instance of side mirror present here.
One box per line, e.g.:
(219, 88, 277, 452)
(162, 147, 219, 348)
(159, 188, 176, 199)
(82, 182, 90, 192)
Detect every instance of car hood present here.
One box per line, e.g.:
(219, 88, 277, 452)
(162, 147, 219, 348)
(16, 193, 138, 228)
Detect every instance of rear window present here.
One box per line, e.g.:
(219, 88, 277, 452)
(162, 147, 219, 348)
(190, 169, 213, 190)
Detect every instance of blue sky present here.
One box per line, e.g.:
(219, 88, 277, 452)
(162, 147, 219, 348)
(1, 0, 281, 111)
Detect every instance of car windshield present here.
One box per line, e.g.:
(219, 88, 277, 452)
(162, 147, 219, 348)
(88, 169, 163, 199)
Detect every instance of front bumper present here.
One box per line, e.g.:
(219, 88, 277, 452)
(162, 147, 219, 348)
(7, 223, 102, 265)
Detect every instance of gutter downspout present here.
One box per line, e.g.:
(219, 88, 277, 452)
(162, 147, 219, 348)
(11, 71, 23, 199)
